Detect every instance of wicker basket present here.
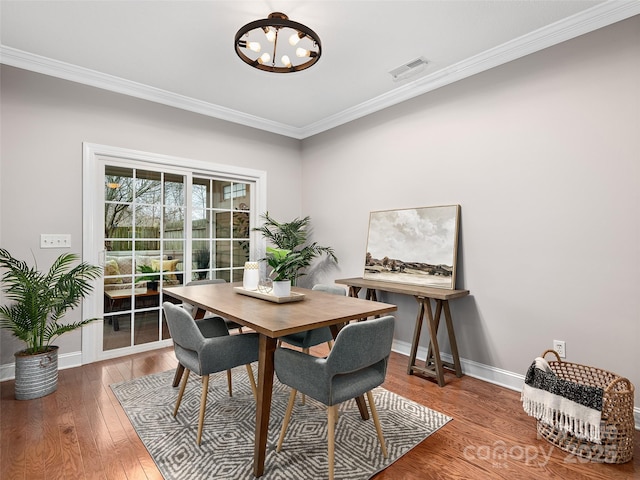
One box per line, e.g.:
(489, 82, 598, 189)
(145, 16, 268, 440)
(535, 349, 635, 464)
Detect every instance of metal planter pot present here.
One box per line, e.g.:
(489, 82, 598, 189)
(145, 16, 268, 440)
(14, 346, 58, 400)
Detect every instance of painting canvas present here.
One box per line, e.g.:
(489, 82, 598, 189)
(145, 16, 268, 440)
(364, 205, 460, 289)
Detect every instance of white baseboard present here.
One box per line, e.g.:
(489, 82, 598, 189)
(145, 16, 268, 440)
(391, 339, 640, 431)
(0, 350, 83, 382)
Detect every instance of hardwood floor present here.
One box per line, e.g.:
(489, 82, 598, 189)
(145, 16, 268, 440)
(1, 347, 638, 479)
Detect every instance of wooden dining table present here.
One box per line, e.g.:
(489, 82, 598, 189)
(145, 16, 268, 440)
(163, 281, 397, 477)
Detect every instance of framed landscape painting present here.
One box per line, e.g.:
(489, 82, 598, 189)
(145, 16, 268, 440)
(363, 205, 461, 289)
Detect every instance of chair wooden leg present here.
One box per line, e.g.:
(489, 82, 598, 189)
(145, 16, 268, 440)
(226, 369, 232, 396)
(174, 369, 190, 417)
(327, 339, 334, 350)
(197, 375, 210, 446)
(172, 363, 185, 387)
(366, 390, 388, 458)
(246, 364, 258, 400)
(301, 348, 310, 405)
(328, 405, 337, 480)
(277, 389, 297, 452)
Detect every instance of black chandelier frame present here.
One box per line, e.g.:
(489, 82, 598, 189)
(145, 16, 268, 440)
(234, 12, 322, 73)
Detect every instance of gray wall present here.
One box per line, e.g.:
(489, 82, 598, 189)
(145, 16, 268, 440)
(302, 16, 639, 404)
(0, 66, 301, 364)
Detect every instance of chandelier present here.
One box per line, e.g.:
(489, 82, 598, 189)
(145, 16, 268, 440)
(234, 12, 322, 73)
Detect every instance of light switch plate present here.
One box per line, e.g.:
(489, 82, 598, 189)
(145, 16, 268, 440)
(40, 234, 71, 249)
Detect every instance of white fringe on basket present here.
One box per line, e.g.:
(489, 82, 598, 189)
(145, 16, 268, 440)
(522, 382, 602, 444)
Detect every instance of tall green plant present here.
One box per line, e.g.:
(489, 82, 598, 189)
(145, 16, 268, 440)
(255, 212, 338, 284)
(0, 249, 102, 355)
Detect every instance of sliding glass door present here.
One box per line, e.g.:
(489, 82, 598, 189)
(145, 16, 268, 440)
(83, 143, 265, 361)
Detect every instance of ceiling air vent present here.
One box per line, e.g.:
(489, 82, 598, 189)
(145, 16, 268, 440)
(389, 57, 429, 82)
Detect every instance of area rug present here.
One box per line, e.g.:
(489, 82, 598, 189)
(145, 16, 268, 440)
(111, 365, 451, 479)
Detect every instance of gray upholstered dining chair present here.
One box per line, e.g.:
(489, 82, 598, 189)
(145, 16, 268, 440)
(275, 315, 395, 480)
(163, 302, 259, 446)
(278, 283, 346, 404)
(182, 278, 247, 396)
(278, 284, 345, 351)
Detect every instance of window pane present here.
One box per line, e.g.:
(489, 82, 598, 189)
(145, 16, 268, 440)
(103, 313, 131, 350)
(192, 240, 210, 271)
(233, 183, 251, 210)
(105, 166, 134, 201)
(164, 173, 184, 207)
(134, 310, 159, 345)
(135, 205, 161, 238)
(215, 240, 231, 268)
(192, 178, 210, 209)
(136, 170, 162, 204)
(105, 203, 133, 251)
(233, 211, 250, 238)
(105, 203, 133, 235)
(233, 241, 250, 266)
(212, 180, 231, 209)
(192, 215, 210, 239)
(214, 211, 231, 238)
(164, 206, 184, 237)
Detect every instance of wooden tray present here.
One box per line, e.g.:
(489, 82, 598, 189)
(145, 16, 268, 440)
(233, 286, 305, 303)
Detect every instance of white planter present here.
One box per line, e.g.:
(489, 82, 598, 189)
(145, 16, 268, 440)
(272, 280, 291, 297)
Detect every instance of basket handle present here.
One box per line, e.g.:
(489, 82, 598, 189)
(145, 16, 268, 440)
(540, 349, 561, 362)
(604, 376, 635, 394)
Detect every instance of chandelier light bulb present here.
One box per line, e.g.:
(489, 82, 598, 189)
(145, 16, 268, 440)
(289, 32, 303, 46)
(296, 47, 310, 58)
(258, 53, 271, 65)
(263, 27, 276, 42)
(247, 41, 261, 53)
(281, 55, 292, 68)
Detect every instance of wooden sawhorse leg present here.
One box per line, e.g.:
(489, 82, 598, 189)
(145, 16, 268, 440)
(407, 296, 463, 386)
(347, 286, 361, 298)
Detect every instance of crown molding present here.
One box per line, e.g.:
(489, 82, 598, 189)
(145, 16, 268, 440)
(2, 1, 639, 140)
(0, 45, 303, 139)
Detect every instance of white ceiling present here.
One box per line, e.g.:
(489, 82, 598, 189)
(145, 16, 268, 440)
(2, 1, 639, 139)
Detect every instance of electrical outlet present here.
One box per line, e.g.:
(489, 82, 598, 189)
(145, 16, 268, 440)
(553, 340, 566, 358)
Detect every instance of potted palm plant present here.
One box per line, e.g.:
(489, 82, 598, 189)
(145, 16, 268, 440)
(256, 212, 338, 295)
(0, 248, 102, 400)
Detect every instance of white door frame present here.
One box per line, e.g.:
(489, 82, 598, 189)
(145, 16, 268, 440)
(81, 142, 267, 364)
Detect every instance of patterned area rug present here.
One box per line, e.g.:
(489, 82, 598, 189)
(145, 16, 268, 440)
(111, 366, 451, 479)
